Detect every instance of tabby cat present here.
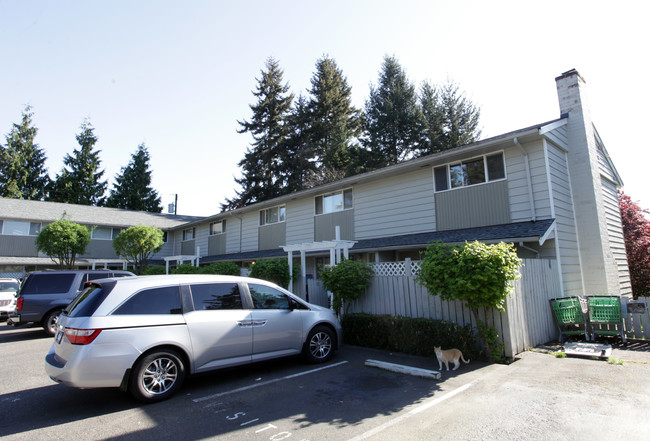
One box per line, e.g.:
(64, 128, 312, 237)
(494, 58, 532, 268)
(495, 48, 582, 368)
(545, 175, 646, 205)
(434, 346, 470, 371)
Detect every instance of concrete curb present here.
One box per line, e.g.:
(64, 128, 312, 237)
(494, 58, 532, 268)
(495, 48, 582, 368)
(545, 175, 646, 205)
(365, 359, 441, 379)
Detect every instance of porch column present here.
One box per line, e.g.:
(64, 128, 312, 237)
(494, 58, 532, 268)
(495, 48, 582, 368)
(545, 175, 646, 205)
(287, 250, 294, 292)
(300, 250, 306, 296)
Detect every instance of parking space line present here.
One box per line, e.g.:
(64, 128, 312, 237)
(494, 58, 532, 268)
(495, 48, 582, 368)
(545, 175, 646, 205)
(192, 360, 349, 403)
(347, 381, 475, 441)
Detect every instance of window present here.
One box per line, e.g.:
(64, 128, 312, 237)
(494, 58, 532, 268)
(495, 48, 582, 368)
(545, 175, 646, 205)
(113, 286, 182, 315)
(1, 220, 40, 236)
(259, 206, 286, 226)
(190, 283, 242, 310)
(20, 273, 76, 295)
(111, 228, 122, 239)
(434, 152, 505, 192)
(315, 189, 353, 215)
(91, 227, 113, 240)
(182, 227, 195, 241)
(249, 284, 291, 310)
(210, 220, 226, 235)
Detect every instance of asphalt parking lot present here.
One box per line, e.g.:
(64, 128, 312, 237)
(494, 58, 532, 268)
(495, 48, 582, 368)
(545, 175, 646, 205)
(2, 324, 650, 440)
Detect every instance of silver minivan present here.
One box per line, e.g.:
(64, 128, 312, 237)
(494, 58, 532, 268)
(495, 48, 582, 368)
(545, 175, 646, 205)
(45, 274, 342, 402)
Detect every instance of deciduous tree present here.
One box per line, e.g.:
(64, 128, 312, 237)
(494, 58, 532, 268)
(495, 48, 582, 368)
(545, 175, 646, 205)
(0, 106, 50, 199)
(619, 191, 650, 298)
(35, 219, 90, 269)
(113, 225, 164, 274)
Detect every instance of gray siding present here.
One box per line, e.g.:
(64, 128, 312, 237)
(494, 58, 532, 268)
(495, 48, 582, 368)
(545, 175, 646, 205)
(314, 210, 354, 241)
(435, 180, 510, 231)
(285, 199, 314, 245)
(194, 224, 209, 257)
(240, 212, 259, 252)
(601, 178, 632, 296)
(0, 236, 38, 257)
(82, 240, 118, 259)
(354, 168, 436, 239)
(208, 234, 226, 255)
(546, 141, 583, 296)
(181, 239, 196, 255)
(258, 222, 286, 250)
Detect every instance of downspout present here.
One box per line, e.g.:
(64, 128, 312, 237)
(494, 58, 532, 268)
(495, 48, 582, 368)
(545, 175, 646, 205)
(514, 137, 537, 221)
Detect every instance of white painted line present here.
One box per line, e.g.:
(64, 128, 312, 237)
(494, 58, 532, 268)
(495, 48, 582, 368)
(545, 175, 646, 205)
(193, 360, 349, 403)
(347, 381, 475, 441)
(365, 359, 441, 379)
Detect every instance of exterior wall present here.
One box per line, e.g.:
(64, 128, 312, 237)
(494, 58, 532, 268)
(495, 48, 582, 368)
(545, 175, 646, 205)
(314, 210, 354, 241)
(601, 178, 632, 295)
(285, 199, 315, 245)
(0, 236, 38, 257)
(545, 140, 583, 296)
(354, 168, 436, 239)
(82, 240, 118, 259)
(240, 212, 259, 252)
(208, 233, 226, 255)
(181, 239, 196, 255)
(435, 180, 510, 230)
(258, 222, 286, 250)
(506, 140, 553, 222)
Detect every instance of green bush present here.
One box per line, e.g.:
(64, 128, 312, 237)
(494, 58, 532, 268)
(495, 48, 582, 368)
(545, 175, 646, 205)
(249, 258, 292, 288)
(171, 264, 200, 274)
(141, 265, 166, 275)
(320, 259, 374, 313)
(199, 261, 241, 276)
(341, 313, 478, 360)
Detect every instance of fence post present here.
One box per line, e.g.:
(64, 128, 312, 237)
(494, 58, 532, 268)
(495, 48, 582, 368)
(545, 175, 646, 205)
(405, 258, 412, 277)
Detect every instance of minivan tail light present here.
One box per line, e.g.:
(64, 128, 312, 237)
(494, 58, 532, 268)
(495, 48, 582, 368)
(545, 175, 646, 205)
(17, 297, 23, 311)
(63, 328, 102, 345)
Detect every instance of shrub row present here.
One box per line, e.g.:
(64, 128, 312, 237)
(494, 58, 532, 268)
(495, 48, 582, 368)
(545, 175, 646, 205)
(141, 262, 241, 276)
(341, 313, 478, 360)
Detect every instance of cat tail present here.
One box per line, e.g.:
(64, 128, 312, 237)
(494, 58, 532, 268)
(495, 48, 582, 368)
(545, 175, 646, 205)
(461, 355, 470, 364)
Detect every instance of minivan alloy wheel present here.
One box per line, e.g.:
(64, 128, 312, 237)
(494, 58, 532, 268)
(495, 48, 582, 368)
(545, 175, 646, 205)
(130, 349, 186, 402)
(305, 326, 334, 363)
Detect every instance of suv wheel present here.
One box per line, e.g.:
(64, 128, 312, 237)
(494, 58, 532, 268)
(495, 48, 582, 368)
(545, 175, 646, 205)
(129, 349, 186, 403)
(43, 309, 62, 336)
(304, 325, 335, 363)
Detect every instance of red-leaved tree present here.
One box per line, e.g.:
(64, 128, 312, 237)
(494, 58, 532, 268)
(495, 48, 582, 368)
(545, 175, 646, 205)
(619, 191, 650, 298)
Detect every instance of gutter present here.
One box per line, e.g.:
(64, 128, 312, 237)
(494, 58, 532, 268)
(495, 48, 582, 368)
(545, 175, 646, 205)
(514, 137, 536, 222)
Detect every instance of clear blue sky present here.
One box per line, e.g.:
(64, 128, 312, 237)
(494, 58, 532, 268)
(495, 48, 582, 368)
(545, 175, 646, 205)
(1, 0, 649, 216)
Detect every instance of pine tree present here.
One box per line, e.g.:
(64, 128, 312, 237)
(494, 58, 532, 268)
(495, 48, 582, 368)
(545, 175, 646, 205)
(48, 120, 107, 206)
(222, 58, 294, 210)
(0, 106, 50, 199)
(106, 144, 162, 212)
(362, 55, 424, 168)
(306, 56, 362, 174)
(283, 94, 317, 192)
(419, 80, 481, 155)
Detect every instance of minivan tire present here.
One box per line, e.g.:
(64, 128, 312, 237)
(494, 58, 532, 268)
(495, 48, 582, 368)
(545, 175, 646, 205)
(304, 325, 335, 363)
(43, 309, 62, 336)
(129, 349, 186, 403)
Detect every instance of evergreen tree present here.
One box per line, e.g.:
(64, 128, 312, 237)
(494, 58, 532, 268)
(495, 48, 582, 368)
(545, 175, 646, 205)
(283, 94, 317, 192)
(48, 120, 107, 206)
(106, 144, 162, 212)
(362, 55, 424, 168)
(0, 106, 50, 199)
(306, 56, 362, 174)
(222, 58, 294, 210)
(419, 79, 481, 155)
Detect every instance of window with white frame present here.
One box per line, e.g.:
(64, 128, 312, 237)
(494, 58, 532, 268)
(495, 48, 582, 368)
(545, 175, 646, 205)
(91, 226, 113, 240)
(434, 152, 505, 192)
(259, 205, 286, 226)
(182, 227, 195, 241)
(210, 220, 226, 235)
(315, 189, 353, 215)
(0, 220, 41, 236)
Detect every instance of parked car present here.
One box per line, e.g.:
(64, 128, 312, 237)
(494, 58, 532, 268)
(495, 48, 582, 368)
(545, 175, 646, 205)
(45, 274, 341, 402)
(10, 270, 135, 335)
(0, 278, 20, 321)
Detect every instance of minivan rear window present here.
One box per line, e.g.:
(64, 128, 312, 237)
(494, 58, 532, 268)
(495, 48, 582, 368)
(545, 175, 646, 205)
(67, 281, 117, 318)
(21, 273, 76, 294)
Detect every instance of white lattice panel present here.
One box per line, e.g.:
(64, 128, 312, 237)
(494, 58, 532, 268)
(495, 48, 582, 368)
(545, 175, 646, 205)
(372, 261, 421, 277)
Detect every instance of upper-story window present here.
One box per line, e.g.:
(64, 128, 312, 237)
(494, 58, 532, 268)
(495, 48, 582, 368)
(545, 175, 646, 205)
(91, 226, 122, 240)
(0, 220, 41, 236)
(434, 152, 505, 192)
(259, 205, 286, 226)
(315, 189, 353, 215)
(182, 227, 195, 241)
(210, 220, 226, 235)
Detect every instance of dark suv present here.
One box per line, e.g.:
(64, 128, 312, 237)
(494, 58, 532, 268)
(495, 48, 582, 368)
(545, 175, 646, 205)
(10, 270, 135, 335)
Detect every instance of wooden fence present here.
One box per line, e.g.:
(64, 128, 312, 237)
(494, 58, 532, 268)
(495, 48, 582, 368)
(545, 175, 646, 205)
(304, 258, 650, 357)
